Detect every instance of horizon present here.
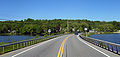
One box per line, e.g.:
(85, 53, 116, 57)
(0, 18, 119, 22)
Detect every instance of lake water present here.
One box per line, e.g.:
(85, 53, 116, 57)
(90, 33, 120, 44)
(0, 35, 35, 43)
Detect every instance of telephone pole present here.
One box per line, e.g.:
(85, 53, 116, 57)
(67, 20, 69, 32)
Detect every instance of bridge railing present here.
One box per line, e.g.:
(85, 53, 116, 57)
(0, 34, 64, 54)
(79, 35, 120, 55)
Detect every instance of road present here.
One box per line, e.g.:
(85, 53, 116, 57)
(0, 34, 120, 57)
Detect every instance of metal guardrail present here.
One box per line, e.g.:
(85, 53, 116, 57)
(0, 34, 64, 54)
(79, 35, 120, 55)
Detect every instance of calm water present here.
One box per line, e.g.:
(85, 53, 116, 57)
(90, 33, 120, 44)
(0, 35, 35, 43)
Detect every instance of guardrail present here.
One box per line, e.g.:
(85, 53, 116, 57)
(79, 35, 120, 55)
(0, 34, 64, 54)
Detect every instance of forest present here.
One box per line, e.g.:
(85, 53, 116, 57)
(0, 18, 120, 36)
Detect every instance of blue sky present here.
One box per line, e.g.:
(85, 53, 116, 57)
(0, 0, 120, 21)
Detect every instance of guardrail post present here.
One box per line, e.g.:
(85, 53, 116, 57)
(26, 42, 27, 46)
(98, 41, 100, 46)
(31, 41, 32, 45)
(21, 43, 22, 48)
(112, 45, 114, 52)
(17, 44, 19, 49)
(29, 42, 30, 45)
(101, 42, 104, 48)
(103, 43, 106, 49)
(96, 41, 98, 46)
(3, 46, 4, 53)
(104, 43, 107, 49)
(33, 40, 34, 44)
(116, 45, 119, 54)
(24, 42, 25, 47)
(13, 45, 14, 50)
(106, 43, 109, 50)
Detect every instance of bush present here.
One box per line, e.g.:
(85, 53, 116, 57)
(44, 34, 49, 37)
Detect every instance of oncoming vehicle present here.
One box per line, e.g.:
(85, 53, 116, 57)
(74, 32, 78, 35)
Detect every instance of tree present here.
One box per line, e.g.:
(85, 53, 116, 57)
(99, 24, 115, 32)
(0, 18, 119, 36)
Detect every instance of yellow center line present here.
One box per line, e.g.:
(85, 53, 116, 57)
(57, 35, 71, 57)
(60, 39, 66, 57)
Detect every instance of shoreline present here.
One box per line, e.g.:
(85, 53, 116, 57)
(83, 32, 115, 37)
(87, 32, 120, 37)
(113, 32, 120, 33)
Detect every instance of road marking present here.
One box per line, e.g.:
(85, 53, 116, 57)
(11, 37, 60, 57)
(57, 39, 64, 57)
(57, 35, 71, 57)
(77, 35, 110, 57)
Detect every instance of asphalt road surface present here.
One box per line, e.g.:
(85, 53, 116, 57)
(0, 34, 120, 57)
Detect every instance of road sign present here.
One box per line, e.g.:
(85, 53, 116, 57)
(84, 28, 88, 37)
(48, 29, 51, 35)
(72, 28, 75, 31)
(84, 28, 87, 31)
(48, 29, 51, 33)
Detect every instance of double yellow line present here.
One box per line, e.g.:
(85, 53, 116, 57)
(57, 35, 71, 57)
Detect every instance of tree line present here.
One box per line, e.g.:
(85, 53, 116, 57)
(0, 18, 120, 36)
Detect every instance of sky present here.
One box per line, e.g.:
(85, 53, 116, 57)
(0, 0, 120, 21)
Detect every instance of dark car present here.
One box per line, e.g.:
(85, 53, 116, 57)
(74, 32, 78, 35)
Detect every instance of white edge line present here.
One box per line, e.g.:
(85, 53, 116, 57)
(77, 35, 110, 57)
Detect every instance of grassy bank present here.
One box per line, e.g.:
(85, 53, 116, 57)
(82, 32, 114, 37)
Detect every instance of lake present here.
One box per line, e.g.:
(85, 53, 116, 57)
(90, 33, 120, 44)
(0, 35, 35, 43)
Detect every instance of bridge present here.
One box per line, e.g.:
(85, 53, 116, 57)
(0, 34, 120, 57)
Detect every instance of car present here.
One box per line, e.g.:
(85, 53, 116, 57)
(74, 32, 78, 35)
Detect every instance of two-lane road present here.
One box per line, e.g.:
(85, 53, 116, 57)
(1, 34, 120, 57)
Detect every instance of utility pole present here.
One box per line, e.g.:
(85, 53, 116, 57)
(67, 20, 69, 32)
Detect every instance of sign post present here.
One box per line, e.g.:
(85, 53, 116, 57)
(72, 28, 75, 32)
(84, 28, 88, 37)
(48, 29, 51, 36)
